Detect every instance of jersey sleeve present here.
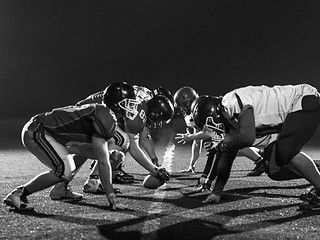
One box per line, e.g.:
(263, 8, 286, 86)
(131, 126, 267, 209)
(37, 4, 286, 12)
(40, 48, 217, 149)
(93, 105, 117, 141)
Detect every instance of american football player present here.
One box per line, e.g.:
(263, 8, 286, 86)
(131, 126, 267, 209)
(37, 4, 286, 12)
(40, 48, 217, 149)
(173, 86, 201, 173)
(66, 84, 174, 194)
(3, 82, 138, 210)
(174, 86, 266, 176)
(178, 84, 320, 210)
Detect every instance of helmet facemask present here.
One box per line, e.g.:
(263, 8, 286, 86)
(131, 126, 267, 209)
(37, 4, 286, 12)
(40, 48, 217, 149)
(203, 116, 225, 142)
(118, 98, 141, 120)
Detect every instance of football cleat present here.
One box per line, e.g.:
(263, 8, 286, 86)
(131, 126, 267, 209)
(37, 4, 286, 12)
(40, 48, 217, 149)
(247, 162, 265, 176)
(4, 187, 29, 209)
(300, 187, 319, 202)
(50, 182, 83, 201)
(83, 178, 105, 194)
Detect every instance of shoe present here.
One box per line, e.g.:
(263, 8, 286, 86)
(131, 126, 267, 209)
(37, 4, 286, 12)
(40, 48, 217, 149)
(247, 162, 265, 176)
(83, 178, 105, 194)
(4, 187, 29, 209)
(113, 168, 134, 184)
(50, 182, 83, 201)
(299, 188, 320, 210)
(300, 188, 316, 202)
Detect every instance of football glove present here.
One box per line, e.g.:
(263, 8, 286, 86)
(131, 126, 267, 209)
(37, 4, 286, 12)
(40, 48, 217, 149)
(154, 167, 170, 184)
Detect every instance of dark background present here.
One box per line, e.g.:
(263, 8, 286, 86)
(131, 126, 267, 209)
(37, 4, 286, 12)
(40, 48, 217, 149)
(1, 0, 320, 119)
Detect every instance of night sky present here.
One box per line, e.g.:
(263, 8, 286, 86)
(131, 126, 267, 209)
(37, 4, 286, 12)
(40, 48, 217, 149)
(1, 0, 320, 118)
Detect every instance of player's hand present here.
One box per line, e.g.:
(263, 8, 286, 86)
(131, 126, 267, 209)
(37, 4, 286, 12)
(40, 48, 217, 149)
(154, 167, 170, 183)
(175, 133, 190, 144)
(107, 193, 117, 210)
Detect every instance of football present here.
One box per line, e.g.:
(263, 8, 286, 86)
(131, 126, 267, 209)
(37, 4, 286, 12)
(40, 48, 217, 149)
(142, 174, 164, 189)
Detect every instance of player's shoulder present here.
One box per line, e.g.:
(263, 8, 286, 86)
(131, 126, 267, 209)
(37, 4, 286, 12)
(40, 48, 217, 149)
(124, 101, 147, 134)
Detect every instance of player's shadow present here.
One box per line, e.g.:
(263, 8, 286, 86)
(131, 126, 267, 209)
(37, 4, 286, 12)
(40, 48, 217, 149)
(224, 184, 311, 199)
(97, 217, 241, 240)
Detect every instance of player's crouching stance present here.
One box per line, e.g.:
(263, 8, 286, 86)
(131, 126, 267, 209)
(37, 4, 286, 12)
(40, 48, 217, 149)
(3, 82, 137, 210)
(177, 84, 320, 210)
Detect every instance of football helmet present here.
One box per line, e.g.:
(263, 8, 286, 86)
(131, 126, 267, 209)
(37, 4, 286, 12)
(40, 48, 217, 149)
(146, 95, 175, 126)
(173, 86, 199, 116)
(192, 95, 225, 136)
(103, 82, 140, 120)
(133, 85, 153, 102)
(153, 86, 174, 105)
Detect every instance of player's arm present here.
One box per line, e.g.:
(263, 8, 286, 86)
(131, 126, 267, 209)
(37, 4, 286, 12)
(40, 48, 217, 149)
(175, 130, 212, 144)
(190, 127, 202, 162)
(139, 127, 159, 165)
(217, 105, 255, 152)
(127, 132, 158, 174)
(91, 121, 117, 209)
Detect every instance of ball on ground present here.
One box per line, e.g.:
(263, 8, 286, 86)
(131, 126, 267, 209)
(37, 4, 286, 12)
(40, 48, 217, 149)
(142, 174, 164, 189)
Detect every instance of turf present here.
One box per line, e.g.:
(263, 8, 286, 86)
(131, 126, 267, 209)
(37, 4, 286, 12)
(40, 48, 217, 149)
(1, 120, 320, 240)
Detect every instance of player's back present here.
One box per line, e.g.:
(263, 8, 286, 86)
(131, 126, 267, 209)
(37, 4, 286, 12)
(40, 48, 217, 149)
(33, 104, 117, 145)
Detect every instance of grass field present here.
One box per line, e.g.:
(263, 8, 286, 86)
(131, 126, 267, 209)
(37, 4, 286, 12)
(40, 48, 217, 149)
(1, 119, 320, 240)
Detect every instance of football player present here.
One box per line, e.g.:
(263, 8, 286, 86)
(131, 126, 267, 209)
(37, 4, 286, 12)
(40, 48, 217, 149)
(174, 86, 266, 176)
(63, 84, 174, 194)
(3, 82, 137, 210)
(180, 84, 320, 210)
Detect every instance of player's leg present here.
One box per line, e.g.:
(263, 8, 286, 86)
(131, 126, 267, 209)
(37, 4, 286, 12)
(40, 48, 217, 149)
(49, 153, 86, 200)
(4, 121, 79, 209)
(273, 108, 320, 210)
(239, 147, 265, 176)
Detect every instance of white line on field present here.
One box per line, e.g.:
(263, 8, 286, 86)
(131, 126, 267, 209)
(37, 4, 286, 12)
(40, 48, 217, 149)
(141, 141, 175, 239)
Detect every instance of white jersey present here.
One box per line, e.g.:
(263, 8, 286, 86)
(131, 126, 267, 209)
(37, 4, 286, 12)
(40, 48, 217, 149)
(222, 84, 319, 132)
(133, 85, 153, 103)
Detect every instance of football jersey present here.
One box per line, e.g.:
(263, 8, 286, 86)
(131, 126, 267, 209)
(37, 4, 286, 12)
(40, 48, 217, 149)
(110, 125, 131, 152)
(222, 84, 319, 135)
(33, 104, 117, 146)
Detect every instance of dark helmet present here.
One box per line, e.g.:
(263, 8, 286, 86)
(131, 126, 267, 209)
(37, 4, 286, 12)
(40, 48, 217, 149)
(103, 82, 140, 119)
(192, 95, 225, 135)
(146, 95, 175, 126)
(173, 86, 199, 116)
(153, 86, 174, 105)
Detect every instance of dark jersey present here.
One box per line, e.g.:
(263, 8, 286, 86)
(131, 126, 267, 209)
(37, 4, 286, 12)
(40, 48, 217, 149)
(33, 104, 117, 146)
(76, 88, 148, 135)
